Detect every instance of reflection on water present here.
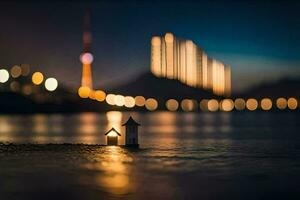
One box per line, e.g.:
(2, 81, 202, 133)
(82, 146, 134, 195)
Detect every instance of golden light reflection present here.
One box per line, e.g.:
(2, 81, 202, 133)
(134, 96, 146, 107)
(261, 98, 272, 111)
(207, 99, 219, 112)
(287, 97, 298, 110)
(106, 94, 116, 105)
(11, 65, 22, 78)
(32, 72, 44, 85)
(220, 99, 234, 112)
(145, 98, 158, 111)
(78, 86, 91, 98)
(234, 98, 246, 111)
(276, 97, 287, 110)
(166, 99, 179, 111)
(83, 146, 133, 195)
(94, 90, 106, 102)
(246, 98, 258, 111)
(124, 96, 135, 108)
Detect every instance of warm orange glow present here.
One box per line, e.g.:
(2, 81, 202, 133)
(81, 63, 93, 89)
(261, 98, 272, 111)
(276, 98, 287, 110)
(88, 90, 96, 100)
(234, 98, 246, 110)
(32, 72, 44, 85)
(199, 99, 209, 111)
(78, 86, 91, 98)
(166, 99, 179, 111)
(181, 99, 195, 112)
(124, 96, 135, 108)
(10, 81, 20, 92)
(145, 98, 158, 111)
(45, 78, 58, 91)
(0, 69, 9, 83)
(207, 99, 219, 112)
(107, 129, 120, 137)
(20, 64, 30, 76)
(94, 90, 106, 102)
(287, 97, 298, 110)
(106, 94, 116, 105)
(246, 98, 258, 111)
(114, 95, 125, 106)
(220, 99, 234, 112)
(22, 84, 32, 95)
(10, 65, 22, 78)
(134, 96, 145, 107)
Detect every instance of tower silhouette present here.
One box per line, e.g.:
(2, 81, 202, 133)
(80, 10, 93, 89)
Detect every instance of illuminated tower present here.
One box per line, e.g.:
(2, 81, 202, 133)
(80, 11, 93, 89)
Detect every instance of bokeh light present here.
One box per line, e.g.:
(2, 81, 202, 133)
(106, 94, 116, 105)
(22, 84, 32, 95)
(261, 98, 272, 110)
(114, 95, 125, 106)
(0, 69, 9, 83)
(32, 72, 44, 85)
(166, 99, 179, 111)
(181, 99, 196, 112)
(135, 96, 146, 107)
(88, 90, 96, 100)
(45, 78, 58, 91)
(145, 98, 158, 111)
(246, 98, 258, 111)
(207, 99, 219, 112)
(276, 98, 287, 110)
(220, 99, 234, 112)
(78, 86, 91, 98)
(94, 90, 106, 102)
(124, 96, 135, 108)
(234, 98, 246, 111)
(20, 64, 30, 76)
(287, 97, 298, 110)
(10, 81, 20, 92)
(10, 65, 22, 78)
(199, 99, 209, 111)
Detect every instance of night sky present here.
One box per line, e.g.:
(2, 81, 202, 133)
(1, 0, 300, 92)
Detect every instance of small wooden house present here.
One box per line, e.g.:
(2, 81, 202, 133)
(122, 116, 140, 147)
(105, 127, 121, 146)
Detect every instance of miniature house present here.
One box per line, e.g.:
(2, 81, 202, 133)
(122, 116, 140, 147)
(105, 127, 121, 146)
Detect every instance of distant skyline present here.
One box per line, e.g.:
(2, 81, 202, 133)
(0, 0, 300, 92)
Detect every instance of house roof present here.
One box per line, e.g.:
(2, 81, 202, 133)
(105, 127, 121, 136)
(122, 116, 141, 126)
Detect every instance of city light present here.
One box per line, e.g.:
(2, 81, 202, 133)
(181, 99, 195, 112)
(106, 94, 116, 105)
(276, 98, 287, 110)
(22, 84, 32, 95)
(135, 96, 146, 107)
(94, 90, 106, 102)
(145, 98, 158, 111)
(10, 65, 22, 78)
(114, 95, 125, 106)
(287, 97, 298, 110)
(10, 81, 20, 92)
(124, 96, 135, 108)
(220, 99, 234, 112)
(80, 52, 94, 65)
(45, 78, 58, 91)
(166, 99, 179, 111)
(207, 99, 219, 112)
(32, 72, 44, 85)
(78, 86, 91, 98)
(246, 98, 258, 111)
(261, 98, 272, 110)
(234, 98, 246, 111)
(20, 64, 30, 76)
(0, 69, 9, 83)
(199, 99, 209, 111)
